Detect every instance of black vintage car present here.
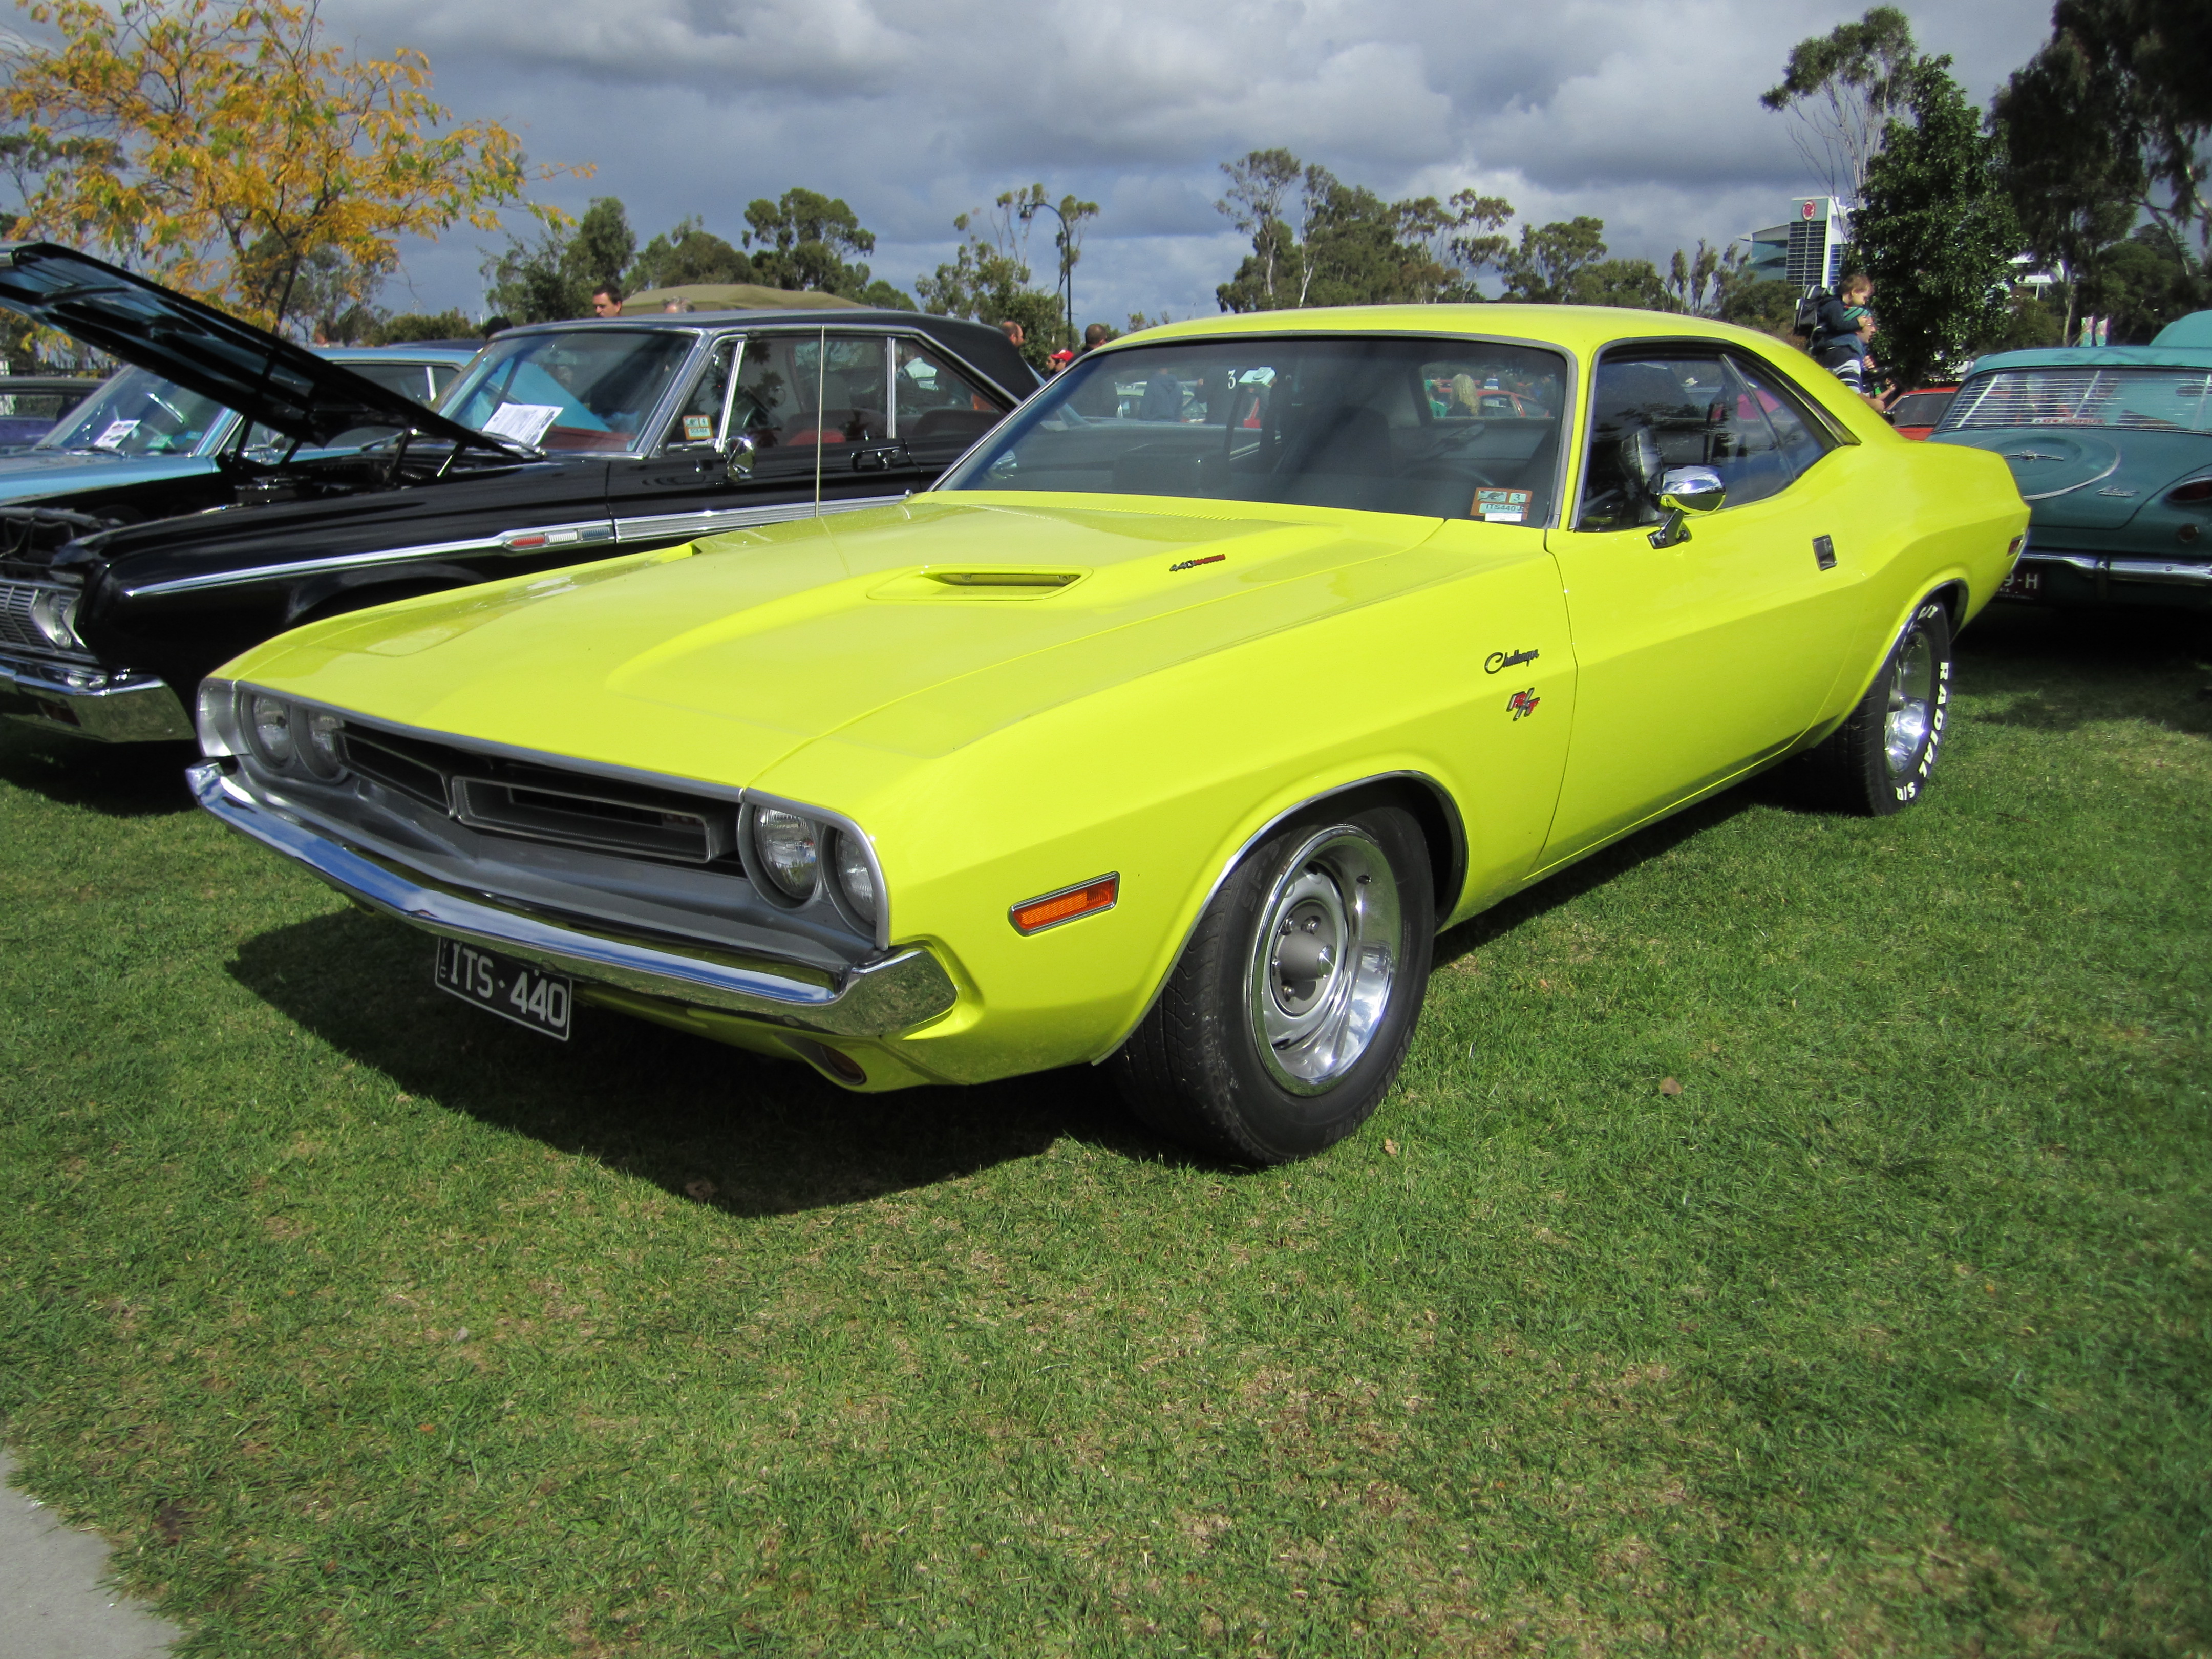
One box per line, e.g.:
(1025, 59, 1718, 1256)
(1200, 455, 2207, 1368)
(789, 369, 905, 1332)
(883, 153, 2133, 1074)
(0, 243, 1034, 742)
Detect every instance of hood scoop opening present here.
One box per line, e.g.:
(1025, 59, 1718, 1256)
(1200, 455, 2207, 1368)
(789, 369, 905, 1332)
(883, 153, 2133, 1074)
(870, 566, 1089, 602)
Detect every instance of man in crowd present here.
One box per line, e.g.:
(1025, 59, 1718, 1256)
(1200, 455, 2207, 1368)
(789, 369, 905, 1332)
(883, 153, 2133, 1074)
(996, 318, 1024, 350)
(590, 285, 623, 319)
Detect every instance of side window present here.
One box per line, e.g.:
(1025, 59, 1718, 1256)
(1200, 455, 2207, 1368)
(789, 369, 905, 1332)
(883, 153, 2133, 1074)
(658, 337, 737, 450)
(1576, 350, 1827, 530)
(892, 342, 1005, 439)
(734, 335, 804, 443)
(1729, 355, 1832, 481)
(820, 334, 888, 443)
(1576, 354, 1718, 530)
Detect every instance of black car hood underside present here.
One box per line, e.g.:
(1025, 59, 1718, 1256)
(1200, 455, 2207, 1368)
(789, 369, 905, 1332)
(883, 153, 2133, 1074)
(0, 242, 505, 454)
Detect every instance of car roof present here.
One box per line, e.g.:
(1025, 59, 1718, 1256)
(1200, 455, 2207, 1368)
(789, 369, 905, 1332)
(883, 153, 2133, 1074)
(323, 344, 480, 365)
(1114, 304, 1792, 357)
(1967, 344, 2212, 374)
(489, 310, 1038, 400)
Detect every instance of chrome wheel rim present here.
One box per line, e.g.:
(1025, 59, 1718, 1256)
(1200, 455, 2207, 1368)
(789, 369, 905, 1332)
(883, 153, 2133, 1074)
(1245, 826, 1400, 1095)
(1884, 628, 1937, 778)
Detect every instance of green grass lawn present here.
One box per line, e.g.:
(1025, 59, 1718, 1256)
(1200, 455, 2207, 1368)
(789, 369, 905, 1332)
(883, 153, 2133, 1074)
(2, 603, 2207, 1657)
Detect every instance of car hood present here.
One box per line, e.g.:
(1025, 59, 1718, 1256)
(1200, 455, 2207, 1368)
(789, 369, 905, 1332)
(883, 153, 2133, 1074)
(0, 243, 507, 453)
(227, 494, 1460, 788)
(0, 446, 210, 500)
(1929, 428, 2212, 529)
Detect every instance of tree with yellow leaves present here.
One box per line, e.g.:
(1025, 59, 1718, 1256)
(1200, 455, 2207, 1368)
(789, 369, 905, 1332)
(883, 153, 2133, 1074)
(0, 0, 583, 334)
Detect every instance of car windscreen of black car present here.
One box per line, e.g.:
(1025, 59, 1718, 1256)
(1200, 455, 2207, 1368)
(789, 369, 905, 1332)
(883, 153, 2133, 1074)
(442, 330, 693, 453)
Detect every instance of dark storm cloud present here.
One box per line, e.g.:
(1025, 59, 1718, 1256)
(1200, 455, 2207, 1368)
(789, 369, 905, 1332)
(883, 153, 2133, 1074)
(329, 0, 2056, 325)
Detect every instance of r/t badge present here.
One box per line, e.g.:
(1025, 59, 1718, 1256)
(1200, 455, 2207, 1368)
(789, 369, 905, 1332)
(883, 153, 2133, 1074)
(1506, 687, 1541, 720)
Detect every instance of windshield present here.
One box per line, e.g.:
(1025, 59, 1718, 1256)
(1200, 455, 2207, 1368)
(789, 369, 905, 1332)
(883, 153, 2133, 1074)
(941, 336, 1571, 521)
(36, 366, 228, 456)
(439, 329, 693, 452)
(1940, 367, 2212, 435)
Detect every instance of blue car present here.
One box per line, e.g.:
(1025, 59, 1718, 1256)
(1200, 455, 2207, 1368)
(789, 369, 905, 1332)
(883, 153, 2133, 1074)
(1929, 311, 2212, 609)
(0, 343, 479, 510)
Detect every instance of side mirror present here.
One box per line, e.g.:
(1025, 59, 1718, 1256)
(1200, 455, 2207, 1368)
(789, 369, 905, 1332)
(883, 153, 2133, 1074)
(724, 432, 758, 483)
(1648, 466, 1726, 548)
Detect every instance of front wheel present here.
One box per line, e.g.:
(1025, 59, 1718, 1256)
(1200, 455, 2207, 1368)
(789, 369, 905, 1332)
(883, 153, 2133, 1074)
(1798, 598, 1953, 814)
(1109, 805, 1434, 1164)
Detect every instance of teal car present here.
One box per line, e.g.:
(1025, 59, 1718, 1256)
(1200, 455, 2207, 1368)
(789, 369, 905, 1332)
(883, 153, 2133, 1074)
(0, 344, 477, 509)
(1929, 310, 2212, 608)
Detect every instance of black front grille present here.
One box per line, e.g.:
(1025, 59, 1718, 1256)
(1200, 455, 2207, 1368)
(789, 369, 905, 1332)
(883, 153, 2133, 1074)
(336, 723, 740, 867)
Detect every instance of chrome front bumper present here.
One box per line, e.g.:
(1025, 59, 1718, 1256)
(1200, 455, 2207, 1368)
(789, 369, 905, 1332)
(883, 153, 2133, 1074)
(188, 761, 959, 1038)
(0, 652, 195, 741)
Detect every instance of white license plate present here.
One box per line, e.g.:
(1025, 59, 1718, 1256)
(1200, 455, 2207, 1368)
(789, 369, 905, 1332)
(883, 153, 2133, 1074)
(1997, 564, 2043, 599)
(434, 939, 572, 1040)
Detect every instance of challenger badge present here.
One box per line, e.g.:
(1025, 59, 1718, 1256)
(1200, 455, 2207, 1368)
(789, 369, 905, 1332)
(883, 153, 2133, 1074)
(1485, 647, 1540, 674)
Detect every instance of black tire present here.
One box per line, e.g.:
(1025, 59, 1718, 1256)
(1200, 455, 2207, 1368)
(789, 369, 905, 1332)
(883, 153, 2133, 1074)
(1797, 597, 1953, 815)
(1108, 804, 1435, 1164)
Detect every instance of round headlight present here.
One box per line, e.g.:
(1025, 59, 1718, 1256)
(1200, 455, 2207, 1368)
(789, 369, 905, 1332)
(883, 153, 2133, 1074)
(27, 588, 82, 652)
(751, 807, 819, 901)
(247, 694, 295, 767)
(301, 709, 346, 779)
(833, 831, 878, 926)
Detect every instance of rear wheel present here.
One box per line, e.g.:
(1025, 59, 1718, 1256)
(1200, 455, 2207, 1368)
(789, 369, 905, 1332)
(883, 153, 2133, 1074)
(1109, 805, 1434, 1164)
(1798, 598, 1953, 814)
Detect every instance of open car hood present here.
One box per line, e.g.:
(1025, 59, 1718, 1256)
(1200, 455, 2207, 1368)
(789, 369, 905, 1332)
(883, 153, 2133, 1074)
(0, 243, 512, 454)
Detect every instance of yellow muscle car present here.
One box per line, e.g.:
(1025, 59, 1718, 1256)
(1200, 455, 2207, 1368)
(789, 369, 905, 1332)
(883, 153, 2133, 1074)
(189, 308, 2027, 1163)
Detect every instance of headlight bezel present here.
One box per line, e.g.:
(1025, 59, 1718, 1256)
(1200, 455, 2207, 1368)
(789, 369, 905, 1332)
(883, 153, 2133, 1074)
(740, 794, 888, 945)
(201, 680, 352, 786)
(25, 584, 84, 653)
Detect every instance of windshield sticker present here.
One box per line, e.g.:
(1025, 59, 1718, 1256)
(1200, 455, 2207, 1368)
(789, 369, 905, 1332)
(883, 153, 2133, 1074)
(1475, 487, 1532, 522)
(682, 414, 714, 443)
(93, 418, 140, 450)
(481, 402, 562, 446)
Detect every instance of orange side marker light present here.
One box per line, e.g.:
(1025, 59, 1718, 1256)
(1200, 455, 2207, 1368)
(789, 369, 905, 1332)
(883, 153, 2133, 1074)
(1010, 874, 1119, 934)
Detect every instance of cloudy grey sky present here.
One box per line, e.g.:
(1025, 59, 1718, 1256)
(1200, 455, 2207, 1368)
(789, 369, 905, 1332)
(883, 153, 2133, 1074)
(328, 0, 2058, 326)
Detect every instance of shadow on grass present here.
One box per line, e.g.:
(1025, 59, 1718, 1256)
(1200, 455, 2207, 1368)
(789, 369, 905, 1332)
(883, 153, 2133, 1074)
(1432, 786, 1761, 970)
(227, 907, 1203, 1216)
(0, 725, 199, 817)
(1957, 602, 2212, 736)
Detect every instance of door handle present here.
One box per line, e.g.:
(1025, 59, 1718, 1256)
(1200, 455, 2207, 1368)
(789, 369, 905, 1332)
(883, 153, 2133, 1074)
(850, 442, 911, 474)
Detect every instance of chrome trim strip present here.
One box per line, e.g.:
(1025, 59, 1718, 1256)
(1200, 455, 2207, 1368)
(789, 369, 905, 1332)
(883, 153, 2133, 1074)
(0, 652, 193, 740)
(121, 519, 618, 598)
(612, 493, 907, 546)
(614, 500, 816, 543)
(2022, 550, 2212, 588)
(188, 761, 955, 1037)
(1087, 769, 1467, 1064)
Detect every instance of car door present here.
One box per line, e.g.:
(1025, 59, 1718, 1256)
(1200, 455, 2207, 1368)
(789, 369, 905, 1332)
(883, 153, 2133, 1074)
(883, 335, 1015, 488)
(1537, 345, 1857, 869)
(603, 331, 838, 549)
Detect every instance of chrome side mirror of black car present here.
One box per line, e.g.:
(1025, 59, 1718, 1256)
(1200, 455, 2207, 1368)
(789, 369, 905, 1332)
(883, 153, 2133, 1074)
(724, 433, 758, 483)
(1648, 465, 1727, 548)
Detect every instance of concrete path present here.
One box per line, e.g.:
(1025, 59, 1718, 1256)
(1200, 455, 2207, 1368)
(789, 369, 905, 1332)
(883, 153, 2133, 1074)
(0, 1450, 183, 1658)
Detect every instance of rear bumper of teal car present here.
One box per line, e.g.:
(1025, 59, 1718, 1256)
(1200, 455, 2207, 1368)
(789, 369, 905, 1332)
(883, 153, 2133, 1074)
(2007, 548, 2212, 609)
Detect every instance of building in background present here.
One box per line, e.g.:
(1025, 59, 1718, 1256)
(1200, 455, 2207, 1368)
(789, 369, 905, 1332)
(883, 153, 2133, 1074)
(1741, 197, 1851, 292)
